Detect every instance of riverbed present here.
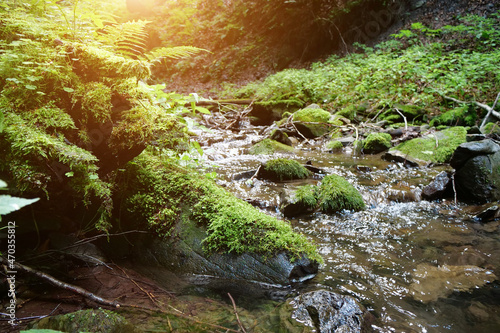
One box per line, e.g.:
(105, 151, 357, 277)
(186, 122, 500, 333)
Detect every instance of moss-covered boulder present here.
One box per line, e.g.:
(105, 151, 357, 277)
(292, 106, 332, 138)
(326, 140, 344, 152)
(363, 132, 392, 154)
(482, 122, 500, 135)
(122, 152, 322, 285)
(247, 138, 295, 155)
(318, 175, 365, 213)
(27, 309, 137, 333)
(258, 158, 311, 181)
(280, 185, 319, 217)
(270, 128, 293, 146)
(388, 127, 467, 164)
(430, 105, 477, 127)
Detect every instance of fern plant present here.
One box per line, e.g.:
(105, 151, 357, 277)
(98, 19, 207, 64)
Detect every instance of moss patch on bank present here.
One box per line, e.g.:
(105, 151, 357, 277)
(391, 126, 467, 163)
(121, 152, 322, 263)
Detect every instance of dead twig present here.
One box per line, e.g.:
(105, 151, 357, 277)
(0, 256, 119, 308)
(394, 108, 408, 131)
(228, 293, 247, 333)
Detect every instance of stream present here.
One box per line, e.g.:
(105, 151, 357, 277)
(185, 120, 500, 332)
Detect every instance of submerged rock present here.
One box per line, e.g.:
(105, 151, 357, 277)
(28, 309, 137, 333)
(287, 290, 374, 333)
(409, 264, 497, 303)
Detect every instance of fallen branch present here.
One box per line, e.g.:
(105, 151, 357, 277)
(228, 293, 247, 333)
(394, 108, 408, 131)
(0, 256, 119, 308)
(443, 93, 500, 129)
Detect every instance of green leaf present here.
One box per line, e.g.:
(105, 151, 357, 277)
(195, 106, 211, 115)
(89, 174, 99, 180)
(25, 84, 37, 90)
(0, 195, 39, 216)
(0, 110, 4, 133)
(65, 172, 74, 177)
(63, 87, 74, 93)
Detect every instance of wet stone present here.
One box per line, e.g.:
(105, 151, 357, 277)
(422, 171, 453, 201)
(289, 290, 374, 333)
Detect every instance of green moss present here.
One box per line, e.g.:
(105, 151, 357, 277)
(363, 132, 392, 153)
(262, 158, 311, 181)
(326, 140, 344, 151)
(295, 185, 319, 209)
(429, 105, 477, 127)
(319, 174, 365, 213)
(293, 107, 331, 123)
(482, 122, 500, 135)
(247, 138, 294, 155)
(121, 152, 322, 263)
(391, 126, 467, 163)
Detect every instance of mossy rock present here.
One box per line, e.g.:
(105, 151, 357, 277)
(390, 126, 467, 164)
(270, 129, 292, 146)
(363, 132, 392, 154)
(482, 122, 500, 135)
(291, 107, 332, 138)
(27, 309, 137, 333)
(293, 107, 331, 123)
(259, 158, 311, 181)
(429, 105, 477, 127)
(247, 138, 295, 155)
(318, 175, 365, 213)
(326, 140, 344, 151)
(379, 104, 426, 124)
(121, 152, 322, 263)
(250, 100, 304, 125)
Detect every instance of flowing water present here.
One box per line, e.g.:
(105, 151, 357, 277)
(187, 122, 500, 332)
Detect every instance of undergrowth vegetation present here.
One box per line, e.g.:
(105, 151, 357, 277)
(0, 0, 204, 231)
(232, 14, 500, 125)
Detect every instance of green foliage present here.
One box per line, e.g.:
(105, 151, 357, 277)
(262, 158, 311, 181)
(392, 127, 467, 164)
(0, 0, 204, 232)
(231, 14, 500, 122)
(121, 152, 322, 263)
(319, 174, 365, 213)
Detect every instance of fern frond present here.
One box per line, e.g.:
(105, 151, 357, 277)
(144, 46, 208, 65)
(98, 20, 151, 58)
